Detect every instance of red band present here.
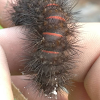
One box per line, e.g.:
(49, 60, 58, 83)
(42, 50, 59, 54)
(43, 32, 63, 37)
(46, 16, 65, 21)
(46, 3, 59, 7)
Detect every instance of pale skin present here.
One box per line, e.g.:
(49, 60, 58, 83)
(0, 0, 100, 100)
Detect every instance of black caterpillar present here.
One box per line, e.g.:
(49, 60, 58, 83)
(9, 0, 79, 98)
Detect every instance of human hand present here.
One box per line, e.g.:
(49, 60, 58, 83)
(0, 46, 14, 100)
(0, 0, 100, 100)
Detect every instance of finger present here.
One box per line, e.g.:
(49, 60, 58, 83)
(68, 82, 90, 100)
(0, 0, 12, 27)
(84, 56, 100, 100)
(72, 23, 100, 82)
(0, 45, 14, 100)
(0, 27, 25, 75)
(11, 75, 68, 100)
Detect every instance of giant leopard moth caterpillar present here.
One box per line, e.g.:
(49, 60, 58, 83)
(8, 0, 79, 99)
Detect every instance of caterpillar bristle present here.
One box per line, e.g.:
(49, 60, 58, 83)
(9, 0, 80, 99)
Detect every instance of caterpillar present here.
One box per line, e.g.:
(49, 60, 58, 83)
(9, 0, 79, 99)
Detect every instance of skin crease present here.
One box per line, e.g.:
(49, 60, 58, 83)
(0, 0, 100, 100)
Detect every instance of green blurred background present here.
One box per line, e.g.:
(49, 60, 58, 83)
(0, 26, 3, 29)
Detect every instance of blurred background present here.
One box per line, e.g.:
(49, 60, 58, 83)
(73, 0, 100, 22)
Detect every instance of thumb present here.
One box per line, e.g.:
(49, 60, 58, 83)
(0, 45, 14, 100)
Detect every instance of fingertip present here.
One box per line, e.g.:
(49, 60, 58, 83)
(84, 56, 100, 100)
(0, 44, 11, 84)
(0, 45, 14, 100)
